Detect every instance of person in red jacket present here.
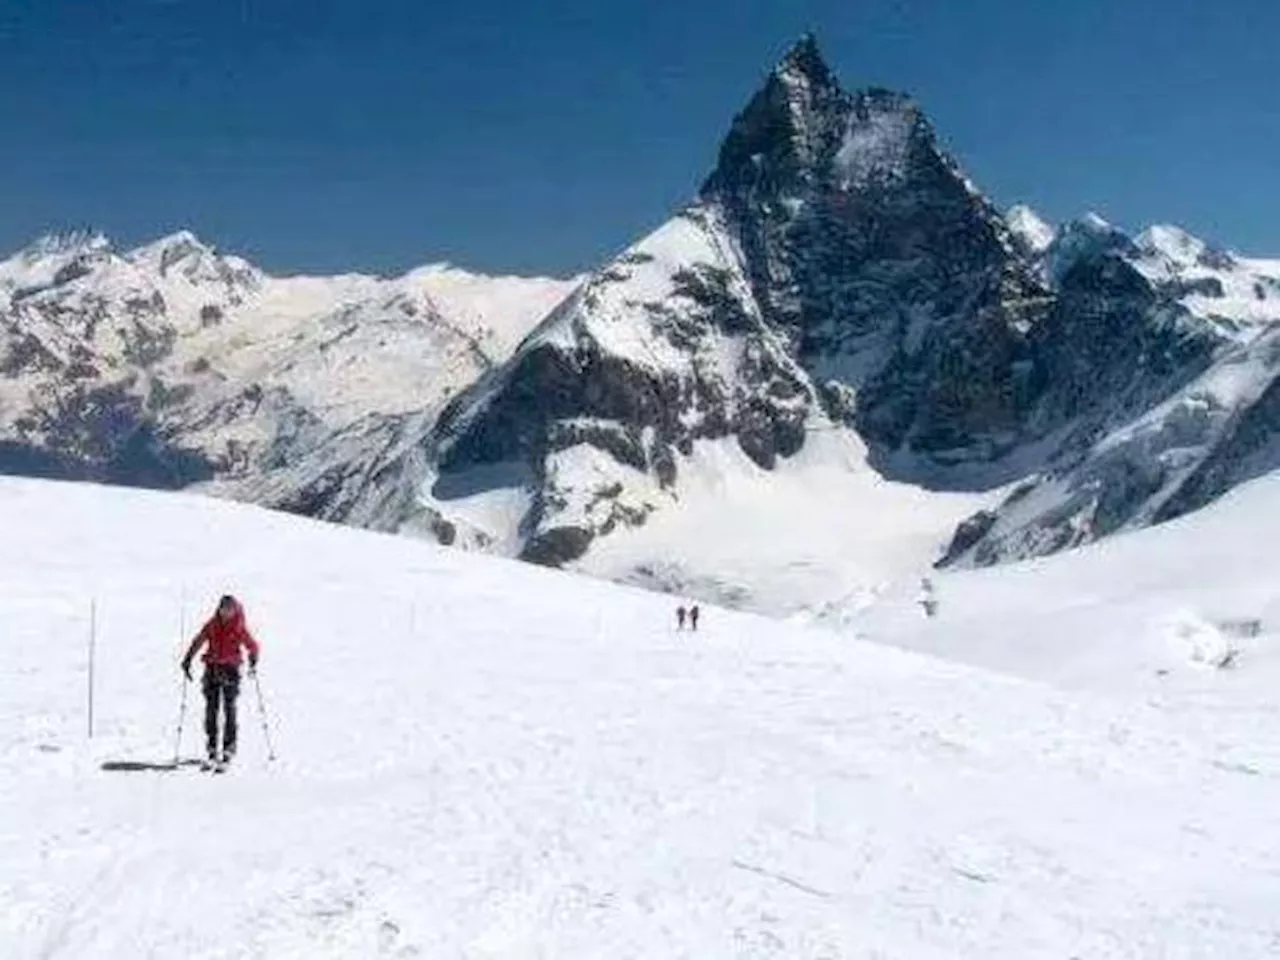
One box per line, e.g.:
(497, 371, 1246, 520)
(181, 594, 260, 764)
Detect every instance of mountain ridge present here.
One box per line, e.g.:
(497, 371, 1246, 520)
(2, 37, 1280, 615)
(0, 225, 581, 497)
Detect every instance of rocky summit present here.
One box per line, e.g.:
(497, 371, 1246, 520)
(422, 36, 1063, 566)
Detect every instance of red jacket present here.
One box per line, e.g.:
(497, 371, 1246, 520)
(184, 599, 260, 667)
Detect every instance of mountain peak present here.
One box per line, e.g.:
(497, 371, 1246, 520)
(774, 34, 834, 89)
(126, 230, 231, 277)
(701, 35, 851, 198)
(128, 229, 210, 261)
(120, 230, 265, 294)
(1135, 223, 1241, 274)
(1079, 211, 1114, 233)
(1043, 212, 1136, 284)
(0, 230, 113, 304)
(1136, 223, 1206, 263)
(1053, 212, 1129, 249)
(702, 34, 947, 203)
(20, 229, 111, 262)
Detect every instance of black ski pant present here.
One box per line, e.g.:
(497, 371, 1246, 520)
(202, 664, 241, 756)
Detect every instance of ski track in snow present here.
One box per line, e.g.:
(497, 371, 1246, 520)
(1, 477, 1279, 957)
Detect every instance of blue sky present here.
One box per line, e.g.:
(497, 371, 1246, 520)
(0, 0, 1276, 276)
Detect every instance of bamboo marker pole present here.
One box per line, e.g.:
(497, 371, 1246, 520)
(87, 598, 97, 739)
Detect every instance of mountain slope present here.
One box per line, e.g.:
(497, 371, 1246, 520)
(703, 44, 1050, 462)
(856, 468, 1280, 697)
(2, 476, 1277, 957)
(942, 214, 1280, 567)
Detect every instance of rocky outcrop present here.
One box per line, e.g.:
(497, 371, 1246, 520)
(429, 205, 817, 563)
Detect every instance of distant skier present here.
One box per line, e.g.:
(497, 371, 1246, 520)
(181, 595, 260, 767)
(690, 604, 700, 632)
(676, 605, 687, 631)
(918, 578, 938, 619)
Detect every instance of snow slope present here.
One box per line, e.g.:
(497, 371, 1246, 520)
(2, 478, 1278, 957)
(577, 433, 993, 616)
(856, 470, 1280, 696)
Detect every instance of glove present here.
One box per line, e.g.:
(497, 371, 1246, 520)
(181, 658, 192, 682)
(248, 652, 259, 674)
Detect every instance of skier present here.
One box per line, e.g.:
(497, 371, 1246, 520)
(181, 594, 260, 767)
(690, 604, 700, 632)
(918, 578, 938, 619)
(676, 605, 687, 630)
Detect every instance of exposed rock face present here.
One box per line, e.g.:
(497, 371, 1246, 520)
(1032, 248, 1217, 433)
(703, 42, 1050, 461)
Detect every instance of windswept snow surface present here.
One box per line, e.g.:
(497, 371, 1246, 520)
(2, 478, 1279, 957)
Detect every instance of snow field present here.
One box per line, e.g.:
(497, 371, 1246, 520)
(580, 432, 993, 616)
(853, 471, 1280, 691)
(1, 477, 1279, 957)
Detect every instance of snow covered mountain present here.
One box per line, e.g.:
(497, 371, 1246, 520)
(411, 37, 1280, 598)
(940, 211, 1280, 567)
(4, 36, 1280, 616)
(0, 229, 579, 498)
(417, 36, 1053, 573)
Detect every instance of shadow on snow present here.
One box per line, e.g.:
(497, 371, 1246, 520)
(100, 758, 206, 772)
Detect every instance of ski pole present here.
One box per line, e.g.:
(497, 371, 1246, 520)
(251, 670, 277, 762)
(172, 676, 189, 766)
